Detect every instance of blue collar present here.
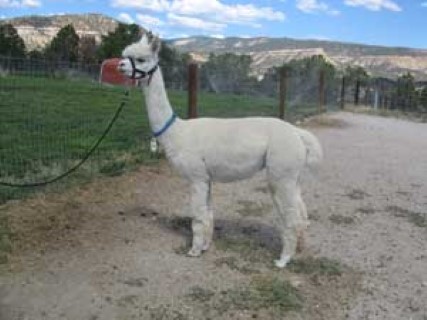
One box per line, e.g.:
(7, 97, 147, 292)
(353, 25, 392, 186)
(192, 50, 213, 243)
(153, 113, 177, 138)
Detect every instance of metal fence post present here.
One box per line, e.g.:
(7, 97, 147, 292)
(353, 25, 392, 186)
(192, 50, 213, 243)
(188, 63, 198, 119)
(364, 86, 370, 106)
(279, 67, 288, 120)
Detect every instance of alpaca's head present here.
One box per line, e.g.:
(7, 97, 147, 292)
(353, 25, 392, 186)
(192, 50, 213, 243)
(118, 31, 161, 81)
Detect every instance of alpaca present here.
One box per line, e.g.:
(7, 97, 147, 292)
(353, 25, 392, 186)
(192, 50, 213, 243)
(118, 32, 323, 268)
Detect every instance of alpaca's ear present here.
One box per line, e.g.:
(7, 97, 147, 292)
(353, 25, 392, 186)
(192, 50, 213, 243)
(146, 31, 154, 42)
(151, 35, 161, 54)
(139, 30, 152, 44)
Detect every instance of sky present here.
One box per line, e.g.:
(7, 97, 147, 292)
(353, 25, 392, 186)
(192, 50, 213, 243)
(0, 0, 426, 48)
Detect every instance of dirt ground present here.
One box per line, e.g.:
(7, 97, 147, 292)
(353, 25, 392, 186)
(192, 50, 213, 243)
(0, 112, 426, 320)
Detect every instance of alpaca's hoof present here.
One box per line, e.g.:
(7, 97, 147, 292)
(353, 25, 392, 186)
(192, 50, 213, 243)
(187, 248, 202, 257)
(201, 241, 211, 252)
(274, 255, 291, 268)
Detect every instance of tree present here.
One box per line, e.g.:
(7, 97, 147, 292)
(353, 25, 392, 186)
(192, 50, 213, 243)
(344, 65, 369, 105)
(396, 72, 416, 111)
(78, 35, 97, 64)
(0, 23, 26, 57)
(344, 65, 369, 83)
(158, 41, 190, 89)
(275, 55, 337, 105)
(45, 24, 79, 63)
(283, 55, 335, 77)
(27, 49, 44, 60)
(97, 23, 141, 61)
(419, 86, 427, 111)
(200, 53, 254, 94)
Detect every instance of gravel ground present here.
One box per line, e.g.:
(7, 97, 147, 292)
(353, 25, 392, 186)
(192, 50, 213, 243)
(0, 112, 426, 320)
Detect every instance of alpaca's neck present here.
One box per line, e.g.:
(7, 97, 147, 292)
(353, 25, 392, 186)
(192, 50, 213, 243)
(143, 67, 175, 135)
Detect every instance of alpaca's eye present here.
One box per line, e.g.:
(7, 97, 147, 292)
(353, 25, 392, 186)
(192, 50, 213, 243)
(136, 58, 145, 63)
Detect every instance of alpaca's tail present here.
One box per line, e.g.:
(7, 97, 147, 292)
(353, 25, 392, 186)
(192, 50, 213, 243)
(295, 128, 323, 170)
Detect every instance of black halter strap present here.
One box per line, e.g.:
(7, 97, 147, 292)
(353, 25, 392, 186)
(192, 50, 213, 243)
(128, 57, 158, 84)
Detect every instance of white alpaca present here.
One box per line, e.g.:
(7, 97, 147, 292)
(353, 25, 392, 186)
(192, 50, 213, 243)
(118, 33, 323, 268)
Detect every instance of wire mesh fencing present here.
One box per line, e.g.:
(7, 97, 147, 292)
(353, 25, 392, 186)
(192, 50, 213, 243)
(340, 76, 427, 115)
(0, 56, 158, 203)
(196, 64, 340, 121)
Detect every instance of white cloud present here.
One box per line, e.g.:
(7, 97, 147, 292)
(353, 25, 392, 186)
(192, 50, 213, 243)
(117, 12, 134, 24)
(168, 13, 226, 32)
(344, 0, 402, 11)
(136, 13, 164, 27)
(111, 0, 169, 12)
(210, 34, 225, 39)
(165, 33, 190, 39)
(0, 0, 41, 7)
(110, 0, 285, 31)
(46, 12, 66, 16)
(303, 34, 331, 40)
(169, 0, 285, 25)
(22, 0, 40, 7)
(296, 0, 340, 15)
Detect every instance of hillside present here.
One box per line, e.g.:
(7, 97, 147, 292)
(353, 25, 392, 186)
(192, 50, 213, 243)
(1, 14, 427, 80)
(170, 37, 427, 80)
(1, 14, 118, 50)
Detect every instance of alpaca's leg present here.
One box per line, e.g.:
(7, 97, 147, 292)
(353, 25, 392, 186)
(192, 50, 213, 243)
(202, 182, 214, 251)
(188, 181, 211, 257)
(296, 188, 308, 253)
(268, 176, 302, 268)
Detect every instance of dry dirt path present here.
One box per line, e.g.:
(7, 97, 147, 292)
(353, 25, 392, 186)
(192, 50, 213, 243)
(0, 112, 426, 320)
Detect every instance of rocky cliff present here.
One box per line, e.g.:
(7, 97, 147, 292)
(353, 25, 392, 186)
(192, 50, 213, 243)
(170, 37, 427, 80)
(1, 14, 118, 50)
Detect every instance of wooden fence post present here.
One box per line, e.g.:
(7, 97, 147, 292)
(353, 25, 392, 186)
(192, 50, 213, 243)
(279, 67, 288, 120)
(188, 63, 198, 119)
(354, 79, 360, 106)
(340, 76, 346, 110)
(318, 69, 325, 113)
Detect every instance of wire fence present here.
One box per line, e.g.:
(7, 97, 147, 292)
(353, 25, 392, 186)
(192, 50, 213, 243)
(0, 56, 154, 203)
(0, 56, 341, 204)
(196, 65, 340, 119)
(340, 77, 427, 114)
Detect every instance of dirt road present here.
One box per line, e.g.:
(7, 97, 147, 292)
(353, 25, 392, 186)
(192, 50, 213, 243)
(0, 112, 426, 320)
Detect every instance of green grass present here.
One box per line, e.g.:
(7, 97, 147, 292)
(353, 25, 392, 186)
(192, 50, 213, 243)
(0, 76, 168, 203)
(214, 256, 260, 274)
(215, 235, 275, 264)
(220, 276, 303, 315)
(329, 214, 356, 225)
(236, 200, 271, 217)
(186, 286, 216, 303)
(0, 208, 11, 264)
(288, 257, 344, 276)
(387, 205, 427, 228)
